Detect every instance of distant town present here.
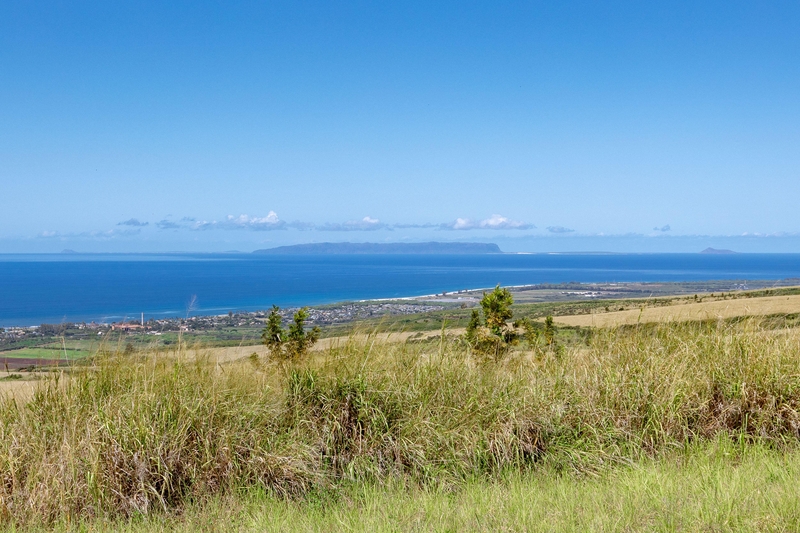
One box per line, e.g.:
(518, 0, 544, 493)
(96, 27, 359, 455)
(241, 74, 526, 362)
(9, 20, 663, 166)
(0, 301, 446, 344)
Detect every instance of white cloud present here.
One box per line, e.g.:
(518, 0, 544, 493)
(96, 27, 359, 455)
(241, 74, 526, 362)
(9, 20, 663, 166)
(452, 218, 475, 230)
(156, 219, 182, 230)
(190, 220, 215, 230)
(186, 211, 288, 231)
(443, 215, 534, 231)
(479, 214, 532, 230)
(228, 212, 282, 228)
(140, 213, 542, 233)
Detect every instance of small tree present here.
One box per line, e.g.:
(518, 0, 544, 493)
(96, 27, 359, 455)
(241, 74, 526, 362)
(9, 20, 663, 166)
(464, 285, 520, 359)
(465, 309, 481, 344)
(262, 306, 320, 362)
(481, 285, 514, 337)
(516, 317, 539, 346)
(543, 315, 556, 347)
(285, 307, 320, 360)
(262, 305, 285, 358)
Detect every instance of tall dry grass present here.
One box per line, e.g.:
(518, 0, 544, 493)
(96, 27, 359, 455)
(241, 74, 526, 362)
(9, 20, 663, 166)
(1, 319, 800, 526)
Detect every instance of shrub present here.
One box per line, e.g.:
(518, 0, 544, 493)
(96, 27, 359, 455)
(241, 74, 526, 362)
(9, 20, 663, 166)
(464, 285, 521, 359)
(262, 306, 320, 362)
(543, 315, 556, 347)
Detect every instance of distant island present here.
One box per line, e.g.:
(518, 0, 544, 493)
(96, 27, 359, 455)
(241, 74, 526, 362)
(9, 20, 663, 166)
(253, 242, 502, 254)
(700, 247, 737, 254)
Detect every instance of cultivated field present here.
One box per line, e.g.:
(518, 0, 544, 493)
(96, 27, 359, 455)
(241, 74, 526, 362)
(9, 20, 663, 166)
(553, 292, 800, 327)
(0, 372, 39, 401)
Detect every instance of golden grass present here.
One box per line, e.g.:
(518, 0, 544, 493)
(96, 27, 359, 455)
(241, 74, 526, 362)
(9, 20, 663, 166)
(183, 330, 457, 364)
(554, 293, 800, 327)
(0, 374, 39, 402)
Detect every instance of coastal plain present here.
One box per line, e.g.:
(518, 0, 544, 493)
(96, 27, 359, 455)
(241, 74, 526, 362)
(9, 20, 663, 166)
(3, 282, 800, 371)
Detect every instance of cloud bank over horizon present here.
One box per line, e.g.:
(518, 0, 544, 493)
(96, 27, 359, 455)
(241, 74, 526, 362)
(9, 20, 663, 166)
(11, 208, 798, 255)
(14, 229, 800, 255)
(108, 213, 540, 234)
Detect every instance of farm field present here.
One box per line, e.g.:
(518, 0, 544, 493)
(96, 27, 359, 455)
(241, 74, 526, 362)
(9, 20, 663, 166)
(0, 341, 93, 370)
(0, 372, 40, 400)
(0, 347, 89, 360)
(553, 292, 800, 328)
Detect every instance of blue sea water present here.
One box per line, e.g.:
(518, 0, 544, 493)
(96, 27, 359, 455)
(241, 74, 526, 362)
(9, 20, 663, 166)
(1, 253, 800, 326)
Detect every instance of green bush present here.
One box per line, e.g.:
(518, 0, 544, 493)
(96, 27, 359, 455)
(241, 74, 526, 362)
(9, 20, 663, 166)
(464, 285, 525, 360)
(262, 306, 320, 362)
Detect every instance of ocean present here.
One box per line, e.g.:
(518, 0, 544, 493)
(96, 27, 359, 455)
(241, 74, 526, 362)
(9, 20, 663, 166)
(1, 253, 800, 326)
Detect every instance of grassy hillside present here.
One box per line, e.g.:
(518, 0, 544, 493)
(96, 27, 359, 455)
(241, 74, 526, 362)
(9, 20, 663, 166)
(2, 317, 800, 529)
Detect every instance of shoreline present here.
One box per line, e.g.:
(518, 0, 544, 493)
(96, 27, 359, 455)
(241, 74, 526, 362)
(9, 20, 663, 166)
(3, 278, 800, 330)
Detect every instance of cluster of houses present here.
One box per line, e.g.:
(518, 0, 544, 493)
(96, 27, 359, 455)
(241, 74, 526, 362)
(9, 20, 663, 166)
(2, 302, 452, 344)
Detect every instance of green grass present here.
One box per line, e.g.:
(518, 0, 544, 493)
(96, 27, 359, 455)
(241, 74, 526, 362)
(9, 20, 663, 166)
(3, 319, 800, 529)
(13, 441, 800, 532)
(0, 347, 90, 360)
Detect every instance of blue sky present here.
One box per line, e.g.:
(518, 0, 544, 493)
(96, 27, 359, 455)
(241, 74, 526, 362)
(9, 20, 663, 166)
(2, 1, 799, 253)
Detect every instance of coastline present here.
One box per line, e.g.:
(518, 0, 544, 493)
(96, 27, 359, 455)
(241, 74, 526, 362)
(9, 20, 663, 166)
(3, 278, 800, 330)
(3, 252, 800, 328)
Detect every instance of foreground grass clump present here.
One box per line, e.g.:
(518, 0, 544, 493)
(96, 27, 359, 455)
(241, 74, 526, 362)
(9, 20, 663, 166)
(1, 320, 800, 526)
(39, 441, 800, 532)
